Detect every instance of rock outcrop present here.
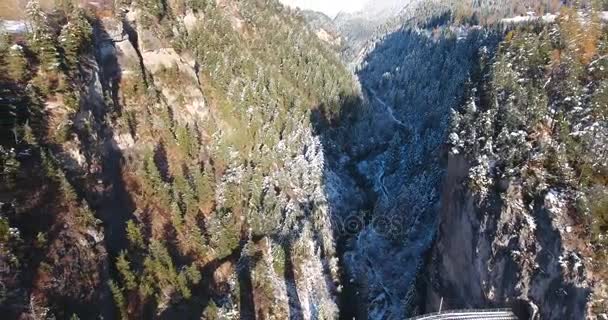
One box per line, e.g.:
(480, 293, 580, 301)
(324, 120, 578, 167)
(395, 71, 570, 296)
(424, 155, 597, 319)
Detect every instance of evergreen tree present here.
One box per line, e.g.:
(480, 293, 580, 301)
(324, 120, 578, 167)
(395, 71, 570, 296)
(109, 280, 128, 320)
(6, 45, 28, 82)
(116, 251, 138, 290)
(126, 220, 145, 249)
(59, 9, 92, 71)
(26, 0, 60, 72)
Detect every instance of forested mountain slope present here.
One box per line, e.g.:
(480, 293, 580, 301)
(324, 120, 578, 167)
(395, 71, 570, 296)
(1, 0, 608, 319)
(0, 0, 358, 318)
(308, 0, 586, 67)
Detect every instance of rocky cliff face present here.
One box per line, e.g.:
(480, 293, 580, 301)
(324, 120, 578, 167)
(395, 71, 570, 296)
(425, 155, 596, 318)
(421, 13, 608, 319)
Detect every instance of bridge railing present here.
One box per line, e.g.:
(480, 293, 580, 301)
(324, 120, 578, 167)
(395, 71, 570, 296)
(406, 308, 517, 320)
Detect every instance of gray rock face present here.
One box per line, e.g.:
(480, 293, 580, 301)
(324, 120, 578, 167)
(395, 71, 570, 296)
(424, 155, 596, 319)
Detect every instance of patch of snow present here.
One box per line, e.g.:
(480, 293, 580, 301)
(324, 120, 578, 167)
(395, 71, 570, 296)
(502, 13, 557, 24)
(545, 190, 564, 209)
(523, 212, 537, 232)
(1, 20, 26, 34)
(9, 227, 20, 238)
(558, 254, 569, 270)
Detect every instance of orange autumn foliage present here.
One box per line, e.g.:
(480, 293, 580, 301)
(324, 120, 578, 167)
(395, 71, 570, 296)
(559, 6, 602, 64)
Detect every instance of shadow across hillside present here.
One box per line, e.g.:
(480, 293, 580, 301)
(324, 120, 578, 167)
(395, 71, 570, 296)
(0, 15, 141, 319)
(310, 96, 374, 320)
(48, 17, 139, 319)
(310, 25, 503, 319)
(0, 44, 64, 319)
(87, 17, 136, 265)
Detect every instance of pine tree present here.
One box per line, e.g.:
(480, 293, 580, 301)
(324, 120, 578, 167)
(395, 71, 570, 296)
(386, 134, 403, 174)
(138, 240, 201, 301)
(140, 0, 166, 21)
(6, 45, 28, 81)
(126, 220, 145, 249)
(194, 166, 215, 211)
(116, 251, 138, 290)
(26, 0, 60, 72)
(0, 147, 19, 190)
(56, 0, 75, 14)
(59, 9, 92, 71)
(109, 280, 128, 320)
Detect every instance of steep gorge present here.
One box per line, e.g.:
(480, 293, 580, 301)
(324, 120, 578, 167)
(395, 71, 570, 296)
(1, 0, 608, 319)
(312, 4, 608, 318)
(317, 25, 503, 319)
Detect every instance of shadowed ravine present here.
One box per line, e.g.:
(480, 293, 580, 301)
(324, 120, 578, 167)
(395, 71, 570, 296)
(310, 26, 502, 318)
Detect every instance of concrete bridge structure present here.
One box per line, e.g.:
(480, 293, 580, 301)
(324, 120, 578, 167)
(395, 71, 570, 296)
(407, 309, 520, 320)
